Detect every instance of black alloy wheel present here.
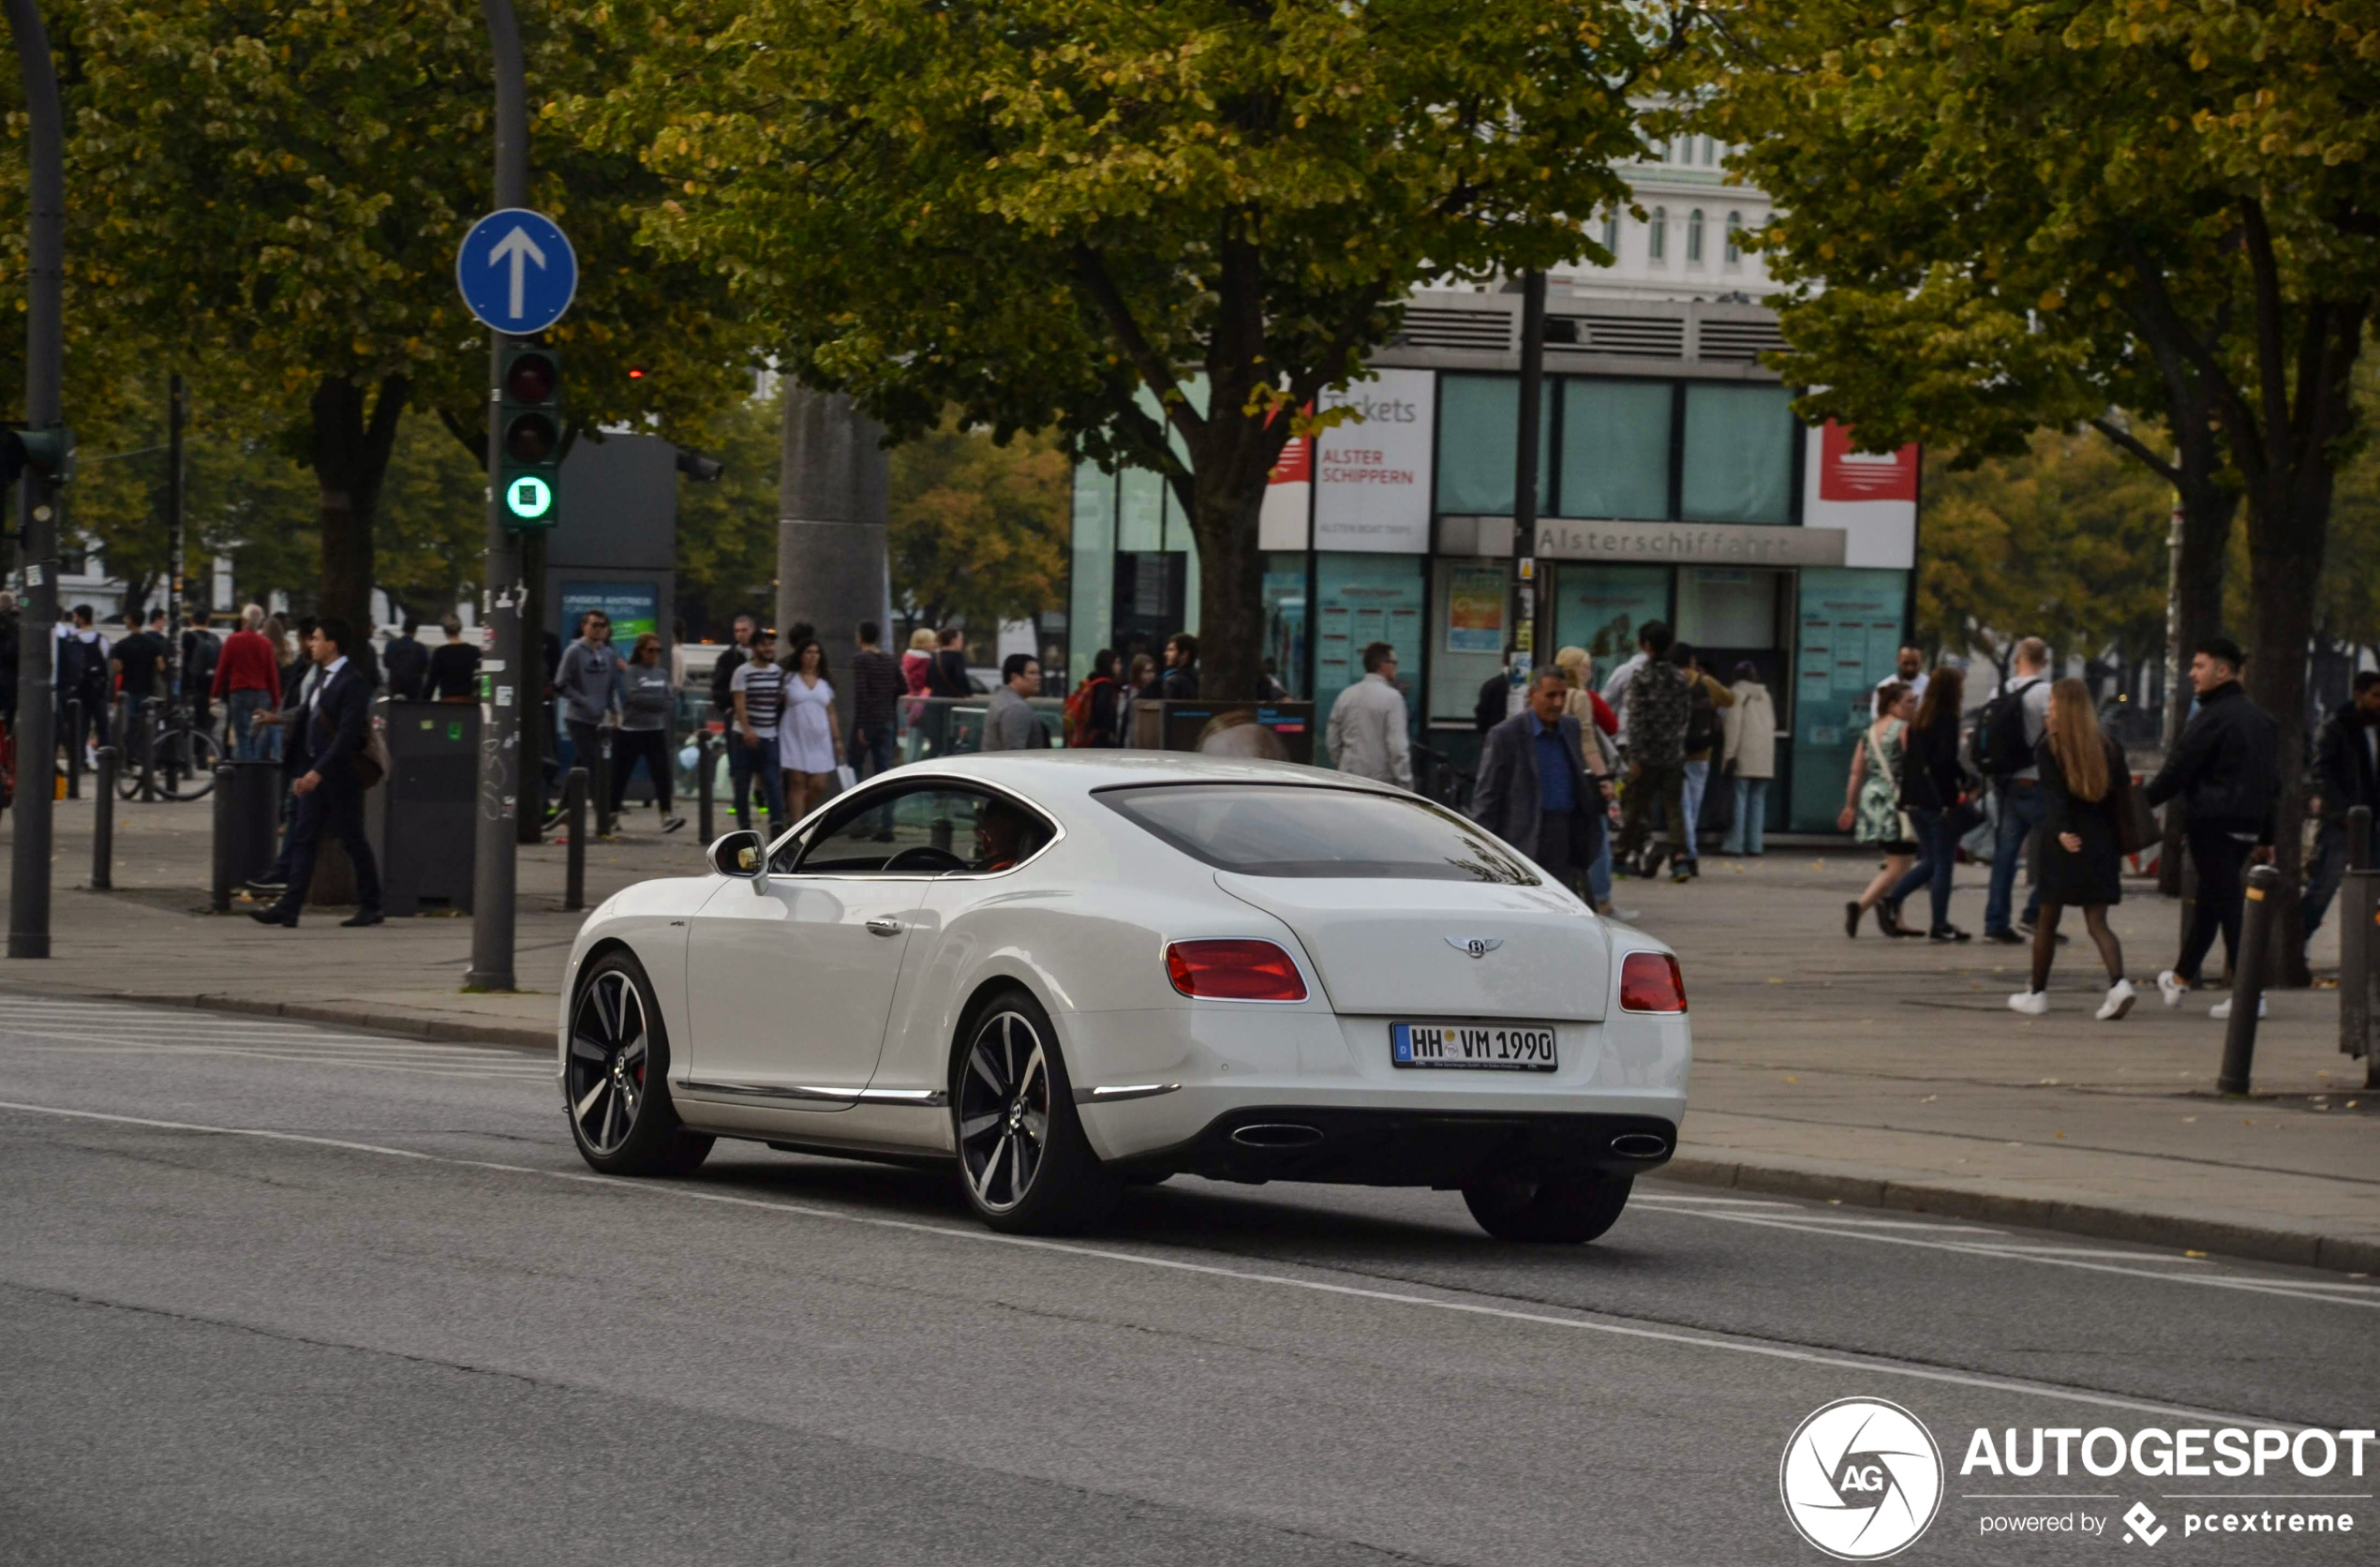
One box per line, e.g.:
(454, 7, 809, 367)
(565, 951, 712, 1176)
(951, 989, 1117, 1233)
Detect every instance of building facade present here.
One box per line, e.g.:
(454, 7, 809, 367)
(1069, 154, 1919, 835)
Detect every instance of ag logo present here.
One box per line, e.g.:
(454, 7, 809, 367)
(1779, 1397, 1944, 1560)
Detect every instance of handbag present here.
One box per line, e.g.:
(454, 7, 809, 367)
(1944, 794, 1986, 839)
(833, 763, 858, 795)
(353, 724, 392, 790)
(2116, 763, 2159, 856)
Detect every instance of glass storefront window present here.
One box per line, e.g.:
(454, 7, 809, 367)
(1434, 374, 1549, 516)
(1314, 552, 1425, 726)
(1681, 383, 1795, 524)
(1787, 567, 1911, 831)
(1068, 466, 1116, 683)
(1263, 553, 1308, 698)
(1675, 567, 1781, 649)
(1557, 380, 1672, 520)
(1119, 466, 1164, 550)
(1428, 559, 1510, 724)
(1550, 564, 1670, 667)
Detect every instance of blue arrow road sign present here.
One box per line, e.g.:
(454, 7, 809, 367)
(455, 208, 577, 335)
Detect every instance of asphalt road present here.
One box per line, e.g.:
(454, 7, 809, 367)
(2, 994, 2373, 1566)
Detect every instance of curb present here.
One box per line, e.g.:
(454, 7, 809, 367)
(36, 986, 554, 1054)
(1659, 1154, 2380, 1277)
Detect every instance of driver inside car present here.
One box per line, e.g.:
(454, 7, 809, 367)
(973, 798, 1044, 873)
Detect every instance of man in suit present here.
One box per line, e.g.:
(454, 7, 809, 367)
(250, 617, 383, 929)
(1471, 668, 1612, 893)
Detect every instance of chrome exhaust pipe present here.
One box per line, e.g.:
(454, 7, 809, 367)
(1609, 1132, 1670, 1159)
(1229, 1123, 1325, 1149)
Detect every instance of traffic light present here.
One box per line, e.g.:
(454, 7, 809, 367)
(496, 343, 560, 530)
(0, 423, 74, 489)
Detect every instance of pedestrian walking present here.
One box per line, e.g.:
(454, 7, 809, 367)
(1875, 646, 1929, 717)
(2147, 637, 2281, 1018)
(1118, 652, 1158, 744)
(383, 614, 428, 700)
(779, 637, 845, 817)
(849, 620, 905, 782)
(2008, 679, 2138, 1018)
(1064, 649, 1123, 748)
(247, 618, 383, 929)
(1885, 664, 1973, 942)
(1553, 646, 1621, 912)
(1674, 644, 1734, 878)
(1615, 621, 1692, 882)
(982, 652, 1049, 752)
(1718, 662, 1777, 856)
(557, 610, 623, 797)
(1327, 641, 1414, 789)
(902, 626, 936, 694)
(1471, 668, 1613, 894)
(611, 633, 685, 833)
(181, 608, 222, 733)
(2302, 669, 2380, 943)
(112, 607, 166, 754)
(1161, 634, 1201, 700)
(729, 627, 788, 829)
(1600, 643, 1649, 752)
(1839, 682, 1918, 937)
(427, 611, 479, 702)
(1475, 646, 1518, 734)
(928, 627, 973, 697)
(1979, 637, 2054, 943)
(212, 604, 283, 761)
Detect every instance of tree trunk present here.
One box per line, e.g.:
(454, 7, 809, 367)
(2157, 470, 2237, 895)
(1188, 479, 1268, 701)
(2246, 486, 2325, 986)
(309, 375, 409, 636)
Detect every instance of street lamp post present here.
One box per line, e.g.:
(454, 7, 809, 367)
(1507, 269, 1547, 715)
(7, 0, 66, 961)
(466, 0, 528, 991)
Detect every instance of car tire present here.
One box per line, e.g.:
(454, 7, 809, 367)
(1462, 1170, 1632, 1244)
(565, 948, 714, 1177)
(950, 986, 1119, 1234)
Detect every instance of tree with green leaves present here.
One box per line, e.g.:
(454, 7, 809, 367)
(888, 417, 1070, 641)
(50, 1, 759, 632)
(573, 0, 1693, 698)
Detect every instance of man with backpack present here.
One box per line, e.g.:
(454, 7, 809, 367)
(1978, 636, 2054, 944)
(1064, 649, 1123, 747)
(1616, 620, 1693, 883)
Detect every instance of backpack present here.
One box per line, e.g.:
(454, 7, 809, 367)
(1684, 679, 1720, 756)
(1064, 676, 1112, 747)
(1974, 678, 2042, 778)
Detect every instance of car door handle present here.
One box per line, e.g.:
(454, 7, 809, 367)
(865, 917, 904, 937)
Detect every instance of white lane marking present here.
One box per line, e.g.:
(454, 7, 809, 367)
(9, 1030, 538, 1061)
(1705, 1216, 2006, 1233)
(1659, 1208, 2380, 1308)
(0, 1098, 2306, 1430)
(24, 1047, 547, 1082)
(1977, 1246, 2211, 1263)
(1628, 1193, 1796, 1207)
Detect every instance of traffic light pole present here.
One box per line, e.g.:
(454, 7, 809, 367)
(466, 0, 528, 992)
(7, 0, 66, 961)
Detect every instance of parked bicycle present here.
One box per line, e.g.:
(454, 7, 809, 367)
(118, 695, 221, 801)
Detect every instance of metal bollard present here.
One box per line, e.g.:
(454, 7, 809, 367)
(2351, 804, 2373, 872)
(139, 697, 161, 802)
(65, 697, 82, 798)
(209, 764, 235, 912)
(563, 766, 588, 912)
(92, 747, 117, 891)
(2217, 862, 2284, 1095)
(696, 732, 716, 844)
(592, 729, 615, 838)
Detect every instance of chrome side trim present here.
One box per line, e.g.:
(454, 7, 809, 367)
(680, 1080, 948, 1108)
(1071, 1082, 1183, 1105)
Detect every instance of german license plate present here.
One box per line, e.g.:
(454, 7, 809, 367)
(1391, 1022, 1557, 1072)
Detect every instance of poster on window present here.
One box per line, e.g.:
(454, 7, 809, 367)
(1446, 568, 1507, 653)
(1312, 368, 1435, 553)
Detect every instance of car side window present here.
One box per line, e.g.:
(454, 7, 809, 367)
(788, 783, 1054, 877)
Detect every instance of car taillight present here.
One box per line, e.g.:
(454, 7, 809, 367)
(1619, 951, 1688, 1013)
(1165, 939, 1309, 1002)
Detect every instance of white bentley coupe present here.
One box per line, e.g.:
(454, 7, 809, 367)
(558, 753, 1690, 1242)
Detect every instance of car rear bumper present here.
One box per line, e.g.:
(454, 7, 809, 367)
(1105, 1104, 1678, 1187)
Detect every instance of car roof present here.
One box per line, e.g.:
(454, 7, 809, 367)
(905, 750, 1407, 806)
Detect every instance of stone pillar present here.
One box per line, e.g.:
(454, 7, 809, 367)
(776, 380, 890, 734)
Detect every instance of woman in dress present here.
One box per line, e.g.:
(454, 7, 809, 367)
(1838, 682, 1918, 937)
(2009, 679, 2136, 1019)
(778, 637, 845, 822)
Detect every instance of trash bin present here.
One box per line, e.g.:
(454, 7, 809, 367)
(366, 702, 479, 916)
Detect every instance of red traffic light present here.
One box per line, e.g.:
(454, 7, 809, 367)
(504, 351, 558, 404)
(628, 366, 647, 381)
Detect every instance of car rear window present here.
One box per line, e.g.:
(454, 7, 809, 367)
(1098, 784, 1540, 884)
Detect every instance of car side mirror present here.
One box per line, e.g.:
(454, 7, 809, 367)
(709, 829, 766, 880)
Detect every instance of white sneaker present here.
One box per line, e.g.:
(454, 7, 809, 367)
(2208, 995, 2266, 1022)
(2157, 970, 2188, 1008)
(2008, 991, 2049, 1016)
(2096, 978, 2137, 1022)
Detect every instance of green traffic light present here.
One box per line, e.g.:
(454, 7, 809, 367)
(506, 475, 553, 520)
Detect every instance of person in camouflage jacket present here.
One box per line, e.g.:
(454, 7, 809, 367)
(1617, 622, 1693, 880)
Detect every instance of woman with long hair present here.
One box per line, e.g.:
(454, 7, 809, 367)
(2010, 679, 2136, 1018)
(612, 632, 684, 833)
(1839, 682, 1918, 936)
(778, 637, 844, 821)
(1884, 664, 1972, 941)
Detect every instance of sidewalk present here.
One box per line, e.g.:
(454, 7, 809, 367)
(4, 792, 2374, 1271)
